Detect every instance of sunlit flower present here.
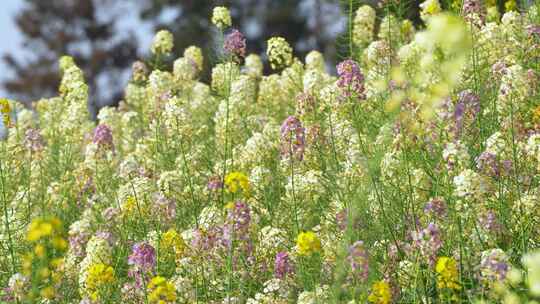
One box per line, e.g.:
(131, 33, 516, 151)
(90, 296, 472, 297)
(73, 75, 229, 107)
(420, 0, 442, 20)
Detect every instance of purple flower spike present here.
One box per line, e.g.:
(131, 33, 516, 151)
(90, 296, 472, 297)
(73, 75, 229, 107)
(207, 175, 224, 190)
(280, 116, 305, 161)
(274, 251, 294, 279)
(411, 223, 442, 267)
(462, 0, 486, 24)
(224, 29, 246, 60)
(454, 89, 480, 137)
(336, 59, 366, 100)
(347, 241, 369, 282)
(424, 198, 447, 218)
(222, 201, 252, 248)
(93, 124, 114, 148)
(128, 242, 156, 272)
(479, 249, 509, 284)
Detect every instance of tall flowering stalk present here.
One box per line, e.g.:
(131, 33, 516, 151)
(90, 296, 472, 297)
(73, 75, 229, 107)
(281, 116, 305, 233)
(212, 9, 246, 300)
(280, 116, 306, 162)
(0, 142, 15, 276)
(215, 14, 240, 213)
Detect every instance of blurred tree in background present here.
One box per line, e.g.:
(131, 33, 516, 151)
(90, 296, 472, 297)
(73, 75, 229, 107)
(3, 0, 139, 116)
(1, 0, 352, 116)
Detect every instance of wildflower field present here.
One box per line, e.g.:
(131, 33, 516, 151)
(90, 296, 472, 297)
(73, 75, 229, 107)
(3, 1, 540, 303)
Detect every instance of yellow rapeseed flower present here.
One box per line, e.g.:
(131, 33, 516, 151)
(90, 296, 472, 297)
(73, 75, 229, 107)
(26, 217, 62, 242)
(86, 263, 114, 297)
(224, 172, 250, 195)
(368, 280, 392, 304)
(22, 253, 33, 276)
(435, 256, 461, 290)
(148, 276, 177, 304)
(124, 196, 137, 212)
(296, 231, 321, 256)
(122, 196, 145, 217)
(52, 236, 68, 250)
(0, 98, 11, 126)
(161, 229, 186, 258)
(38, 267, 50, 279)
(50, 257, 64, 269)
(34, 244, 46, 258)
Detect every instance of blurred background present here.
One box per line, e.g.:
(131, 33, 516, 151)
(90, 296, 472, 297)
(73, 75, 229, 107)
(0, 0, 418, 118)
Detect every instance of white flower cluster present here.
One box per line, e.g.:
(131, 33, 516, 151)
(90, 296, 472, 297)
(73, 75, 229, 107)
(453, 169, 490, 199)
(211, 6, 232, 30)
(267, 37, 294, 70)
(258, 226, 288, 256)
(353, 5, 376, 48)
(442, 141, 470, 174)
(151, 29, 174, 56)
(297, 285, 330, 304)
